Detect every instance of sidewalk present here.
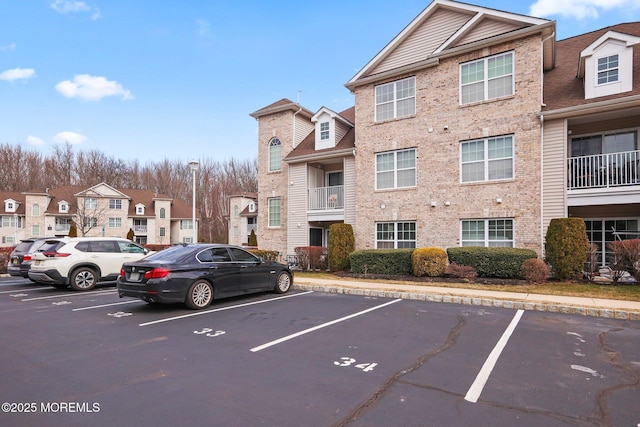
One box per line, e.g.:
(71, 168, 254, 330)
(293, 277, 640, 321)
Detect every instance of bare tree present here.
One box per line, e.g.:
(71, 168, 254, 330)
(73, 197, 111, 237)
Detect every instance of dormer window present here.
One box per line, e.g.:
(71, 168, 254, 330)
(597, 54, 619, 84)
(248, 201, 256, 213)
(4, 199, 17, 213)
(136, 204, 145, 215)
(320, 122, 330, 140)
(59, 202, 69, 213)
(580, 31, 640, 100)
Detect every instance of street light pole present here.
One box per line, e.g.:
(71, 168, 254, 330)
(188, 159, 199, 243)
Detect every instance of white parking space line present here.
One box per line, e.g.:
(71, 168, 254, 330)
(250, 299, 403, 353)
(464, 309, 524, 404)
(73, 299, 143, 311)
(138, 291, 314, 327)
(0, 287, 47, 294)
(21, 290, 116, 301)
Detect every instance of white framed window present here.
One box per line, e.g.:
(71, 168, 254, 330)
(1, 215, 21, 228)
(2, 236, 15, 244)
(268, 138, 281, 172)
(136, 205, 145, 215)
(108, 218, 122, 228)
(376, 222, 416, 249)
(59, 202, 69, 213)
(180, 219, 193, 230)
(159, 227, 166, 237)
(233, 225, 239, 237)
(268, 198, 281, 227)
(375, 76, 416, 121)
(5, 200, 16, 212)
(31, 225, 40, 236)
(84, 198, 98, 209)
(234, 205, 239, 217)
(461, 52, 514, 104)
(320, 122, 330, 140)
(109, 199, 122, 210)
(461, 135, 514, 183)
(597, 54, 619, 85)
(32, 204, 40, 216)
(376, 149, 416, 190)
(160, 208, 166, 218)
(83, 217, 98, 228)
(461, 219, 514, 247)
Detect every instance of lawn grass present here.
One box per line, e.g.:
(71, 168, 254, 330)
(294, 271, 640, 302)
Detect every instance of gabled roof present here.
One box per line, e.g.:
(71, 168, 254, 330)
(346, 0, 554, 90)
(577, 30, 640, 78)
(1, 192, 25, 215)
(250, 98, 314, 120)
(543, 22, 640, 113)
(311, 106, 355, 127)
(284, 107, 356, 163)
(75, 182, 129, 199)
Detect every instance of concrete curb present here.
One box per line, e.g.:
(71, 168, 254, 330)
(293, 284, 640, 321)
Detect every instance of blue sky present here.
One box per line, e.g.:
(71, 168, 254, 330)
(1, 0, 640, 164)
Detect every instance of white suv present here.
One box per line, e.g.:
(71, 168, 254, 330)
(28, 237, 150, 291)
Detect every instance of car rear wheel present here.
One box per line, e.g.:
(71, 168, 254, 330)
(70, 267, 97, 291)
(274, 271, 292, 294)
(185, 280, 213, 310)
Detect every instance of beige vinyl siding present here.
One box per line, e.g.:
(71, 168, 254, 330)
(287, 164, 308, 256)
(373, 8, 473, 75)
(542, 118, 567, 233)
(454, 18, 524, 46)
(294, 115, 314, 148)
(336, 121, 348, 144)
(343, 156, 357, 227)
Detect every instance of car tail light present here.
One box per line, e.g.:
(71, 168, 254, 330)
(120, 268, 125, 277)
(42, 251, 71, 257)
(144, 268, 171, 279)
(23, 254, 32, 262)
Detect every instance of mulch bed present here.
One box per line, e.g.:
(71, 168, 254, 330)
(333, 271, 529, 286)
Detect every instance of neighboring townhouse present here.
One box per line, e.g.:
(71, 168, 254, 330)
(0, 182, 197, 247)
(252, 0, 554, 261)
(227, 193, 258, 246)
(541, 23, 640, 265)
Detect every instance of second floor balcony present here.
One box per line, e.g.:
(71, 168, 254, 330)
(568, 150, 640, 190)
(309, 185, 344, 210)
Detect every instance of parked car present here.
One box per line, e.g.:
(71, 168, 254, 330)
(28, 237, 151, 291)
(8, 237, 59, 279)
(117, 244, 293, 310)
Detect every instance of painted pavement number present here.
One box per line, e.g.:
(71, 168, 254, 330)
(333, 357, 378, 373)
(193, 328, 226, 337)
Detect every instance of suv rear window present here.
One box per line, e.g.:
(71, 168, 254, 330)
(38, 241, 65, 253)
(13, 241, 36, 252)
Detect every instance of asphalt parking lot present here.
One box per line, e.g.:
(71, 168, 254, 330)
(0, 276, 639, 427)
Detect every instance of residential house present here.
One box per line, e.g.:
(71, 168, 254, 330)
(227, 193, 258, 246)
(1, 182, 197, 247)
(252, 0, 639, 266)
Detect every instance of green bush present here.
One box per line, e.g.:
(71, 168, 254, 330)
(249, 249, 279, 262)
(248, 229, 258, 247)
(544, 218, 589, 280)
(412, 247, 447, 277)
(349, 249, 414, 275)
(328, 224, 355, 272)
(447, 247, 538, 278)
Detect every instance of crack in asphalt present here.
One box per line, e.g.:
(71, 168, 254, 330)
(331, 316, 467, 427)
(589, 327, 640, 427)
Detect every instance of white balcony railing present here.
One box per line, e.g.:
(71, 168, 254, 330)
(55, 224, 70, 232)
(308, 185, 344, 210)
(134, 225, 147, 233)
(568, 150, 640, 190)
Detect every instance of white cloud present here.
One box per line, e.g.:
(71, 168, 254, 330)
(53, 131, 87, 145)
(26, 136, 45, 146)
(50, 1, 101, 20)
(50, 0, 90, 14)
(529, 0, 640, 20)
(0, 67, 35, 82)
(55, 74, 134, 101)
(0, 42, 16, 51)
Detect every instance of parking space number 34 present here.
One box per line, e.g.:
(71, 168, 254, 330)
(333, 357, 377, 372)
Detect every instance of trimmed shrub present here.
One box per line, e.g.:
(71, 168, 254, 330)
(521, 258, 549, 284)
(545, 218, 589, 280)
(293, 246, 327, 271)
(412, 247, 447, 277)
(446, 263, 477, 280)
(248, 229, 258, 247)
(68, 222, 78, 237)
(447, 247, 538, 278)
(328, 223, 355, 272)
(349, 249, 414, 275)
(249, 249, 279, 262)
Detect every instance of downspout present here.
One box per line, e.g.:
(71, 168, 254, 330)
(290, 106, 303, 259)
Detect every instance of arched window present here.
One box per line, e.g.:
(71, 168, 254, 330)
(233, 205, 239, 217)
(32, 203, 40, 216)
(268, 138, 281, 172)
(160, 208, 166, 218)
